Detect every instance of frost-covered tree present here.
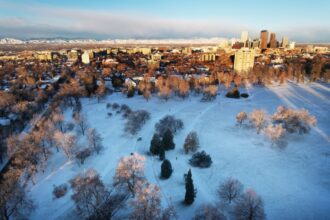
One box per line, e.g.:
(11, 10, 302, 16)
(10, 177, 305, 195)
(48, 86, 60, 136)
(114, 153, 146, 197)
(73, 113, 89, 136)
(193, 203, 227, 220)
(183, 131, 199, 154)
(54, 131, 76, 160)
(235, 189, 266, 220)
(218, 178, 243, 204)
(70, 169, 109, 219)
(130, 182, 161, 220)
(272, 106, 316, 134)
(87, 128, 103, 154)
(184, 169, 196, 205)
(250, 109, 267, 134)
(161, 159, 173, 179)
(236, 112, 247, 128)
(161, 129, 175, 151)
(264, 124, 286, 145)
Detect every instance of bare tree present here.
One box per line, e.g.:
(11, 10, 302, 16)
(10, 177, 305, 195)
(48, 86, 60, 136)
(193, 203, 227, 220)
(218, 178, 243, 204)
(70, 169, 127, 219)
(87, 128, 103, 154)
(236, 112, 247, 128)
(250, 110, 267, 134)
(124, 110, 150, 135)
(0, 169, 35, 220)
(129, 182, 161, 220)
(155, 115, 184, 136)
(178, 79, 190, 99)
(73, 113, 89, 136)
(114, 153, 146, 197)
(183, 131, 200, 154)
(235, 189, 266, 220)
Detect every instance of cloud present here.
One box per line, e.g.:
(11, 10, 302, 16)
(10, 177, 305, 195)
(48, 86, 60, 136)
(0, 3, 329, 42)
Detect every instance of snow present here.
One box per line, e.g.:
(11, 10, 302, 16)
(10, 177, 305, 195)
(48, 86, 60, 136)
(28, 82, 330, 219)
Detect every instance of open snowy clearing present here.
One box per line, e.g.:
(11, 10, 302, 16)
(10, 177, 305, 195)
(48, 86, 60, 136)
(29, 82, 330, 220)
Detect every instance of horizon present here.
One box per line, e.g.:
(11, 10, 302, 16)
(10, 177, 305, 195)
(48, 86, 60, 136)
(0, 0, 330, 43)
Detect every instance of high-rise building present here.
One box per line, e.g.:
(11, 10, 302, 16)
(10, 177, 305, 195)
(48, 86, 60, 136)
(240, 31, 249, 47)
(234, 48, 255, 75)
(269, 33, 277, 48)
(81, 51, 90, 64)
(281, 36, 289, 48)
(252, 39, 260, 48)
(289, 42, 296, 49)
(260, 30, 269, 50)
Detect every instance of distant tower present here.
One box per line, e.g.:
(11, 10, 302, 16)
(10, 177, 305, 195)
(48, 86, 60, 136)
(281, 36, 289, 48)
(269, 33, 277, 48)
(260, 30, 269, 50)
(240, 31, 249, 47)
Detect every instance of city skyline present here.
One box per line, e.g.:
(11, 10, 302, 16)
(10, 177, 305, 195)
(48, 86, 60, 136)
(0, 0, 330, 43)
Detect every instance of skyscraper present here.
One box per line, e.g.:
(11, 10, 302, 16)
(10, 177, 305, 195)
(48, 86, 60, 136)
(281, 36, 289, 48)
(241, 31, 249, 47)
(269, 33, 277, 48)
(260, 30, 269, 50)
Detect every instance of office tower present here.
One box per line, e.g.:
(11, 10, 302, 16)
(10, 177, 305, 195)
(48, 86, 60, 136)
(260, 30, 269, 49)
(234, 48, 255, 75)
(281, 36, 289, 48)
(241, 31, 249, 47)
(270, 33, 277, 48)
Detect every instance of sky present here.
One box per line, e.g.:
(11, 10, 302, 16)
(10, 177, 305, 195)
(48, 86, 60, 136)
(0, 0, 329, 42)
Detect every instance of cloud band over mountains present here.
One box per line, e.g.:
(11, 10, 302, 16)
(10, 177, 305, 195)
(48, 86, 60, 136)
(0, 2, 329, 43)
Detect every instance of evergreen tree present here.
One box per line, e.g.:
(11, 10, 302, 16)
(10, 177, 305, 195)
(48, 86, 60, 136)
(161, 129, 175, 150)
(184, 169, 196, 205)
(161, 159, 173, 179)
(149, 133, 161, 155)
(159, 145, 165, 161)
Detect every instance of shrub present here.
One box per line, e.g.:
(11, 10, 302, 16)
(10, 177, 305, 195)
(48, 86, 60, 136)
(226, 87, 240, 99)
(107, 112, 112, 117)
(53, 183, 68, 199)
(240, 93, 249, 98)
(106, 103, 111, 108)
(112, 103, 120, 110)
(189, 151, 212, 168)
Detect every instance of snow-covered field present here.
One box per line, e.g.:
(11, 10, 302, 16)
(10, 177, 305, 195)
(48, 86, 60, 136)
(29, 82, 330, 220)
